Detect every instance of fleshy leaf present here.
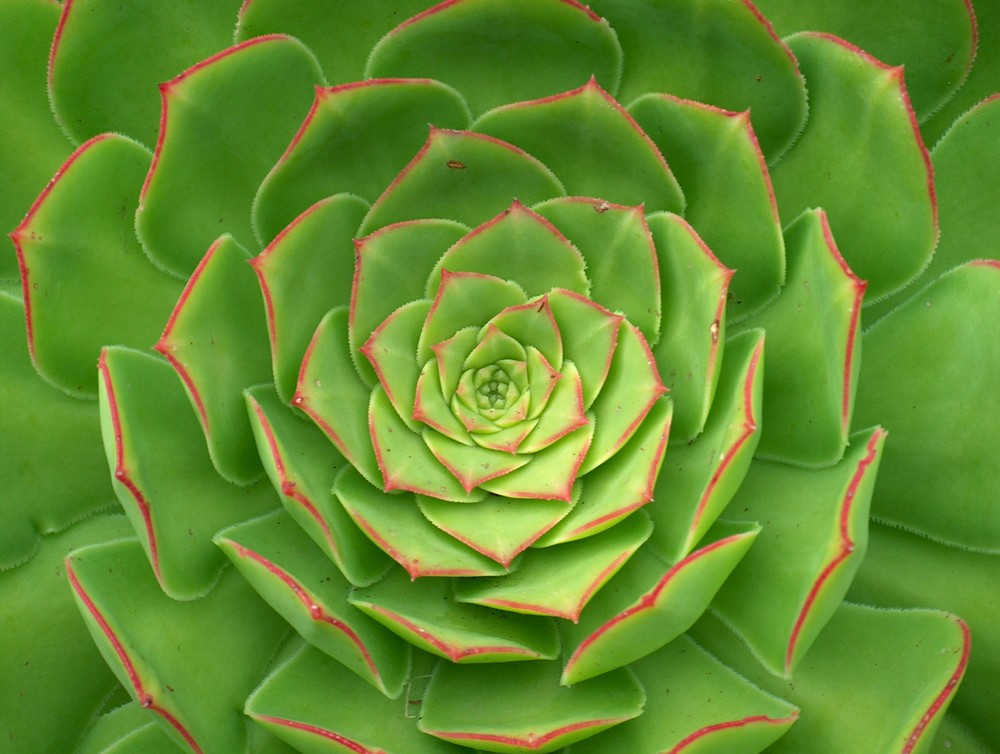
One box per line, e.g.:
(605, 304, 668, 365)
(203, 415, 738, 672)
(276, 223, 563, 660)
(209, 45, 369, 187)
(360, 128, 564, 235)
(0, 293, 111, 569)
(474, 79, 684, 214)
(366, 0, 623, 116)
(245, 384, 389, 586)
(587, 0, 808, 160)
(921, 0, 1000, 145)
(648, 212, 733, 441)
(335, 466, 504, 578)
(517, 360, 588, 454)
(418, 492, 574, 567)
(417, 271, 527, 365)
(370, 386, 488, 501)
(693, 604, 968, 752)
(428, 201, 589, 299)
(629, 93, 784, 320)
(731, 208, 865, 466)
(0, 513, 131, 753)
(294, 307, 382, 488)
(217, 510, 410, 699)
(66, 538, 290, 753)
(648, 329, 764, 560)
(349, 568, 559, 663)
(351, 219, 471, 385)
(753, 0, 977, 122)
(155, 235, 270, 485)
(534, 198, 661, 345)
(419, 660, 643, 753)
(853, 262, 1000, 551)
(770, 32, 937, 303)
(540, 397, 671, 544)
(850, 523, 1000, 747)
(251, 194, 369, 403)
(253, 79, 471, 243)
(454, 511, 652, 621)
(0, 0, 71, 280)
(10, 133, 182, 398)
(247, 642, 463, 754)
(136, 35, 324, 277)
(424, 430, 532, 492)
(579, 320, 666, 474)
(75, 701, 179, 753)
(545, 289, 622, 408)
(926, 96, 1000, 285)
(478, 421, 594, 501)
(485, 297, 564, 374)
(711, 427, 885, 676)
(362, 300, 431, 432)
(869, 94, 1000, 323)
(236, 0, 433, 84)
(569, 634, 798, 753)
(97, 346, 278, 599)
(48, 0, 244, 147)
(562, 521, 759, 684)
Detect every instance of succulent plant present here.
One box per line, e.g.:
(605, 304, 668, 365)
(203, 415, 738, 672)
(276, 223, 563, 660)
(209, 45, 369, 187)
(2, 0, 999, 751)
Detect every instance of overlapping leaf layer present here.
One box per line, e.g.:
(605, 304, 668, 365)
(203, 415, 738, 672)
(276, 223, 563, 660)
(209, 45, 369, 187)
(2, 0, 999, 752)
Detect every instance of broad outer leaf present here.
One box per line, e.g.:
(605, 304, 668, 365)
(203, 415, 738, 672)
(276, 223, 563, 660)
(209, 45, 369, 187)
(136, 35, 324, 277)
(754, 0, 977, 122)
(0, 0, 71, 280)
(568, 635, 798, 753)
(629, 92, 784, 321)
(253, 79, 470, 244)
(0, 513, 131, 753)
(770, 32, 937, 303)
(693, 604, 969, 752)
(587, 0, 808, 161)
(0, 293, 110, 569)
(711, 427, 886, 676)
(98, 346, 278, 599)
(11, 133, 182, 398)
(48, 0, 244, 147)
(66, 538, 291, 754)
(247, 641, 464, 754)
(217, 510, 410, 699)
(474, 79, 684, 214)
(366, 0, 623, 116)
(853, 262, 1000, 551)
(236, 0, 434, 84)
(850, 523, 1000, 749)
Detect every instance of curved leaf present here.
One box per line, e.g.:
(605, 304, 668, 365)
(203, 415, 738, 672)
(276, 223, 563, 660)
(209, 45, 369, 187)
(10, 133, 181, 398)
(136, 35, 324, 276)
(366, 0, 623, 116)
(771, 32, 937, 303)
